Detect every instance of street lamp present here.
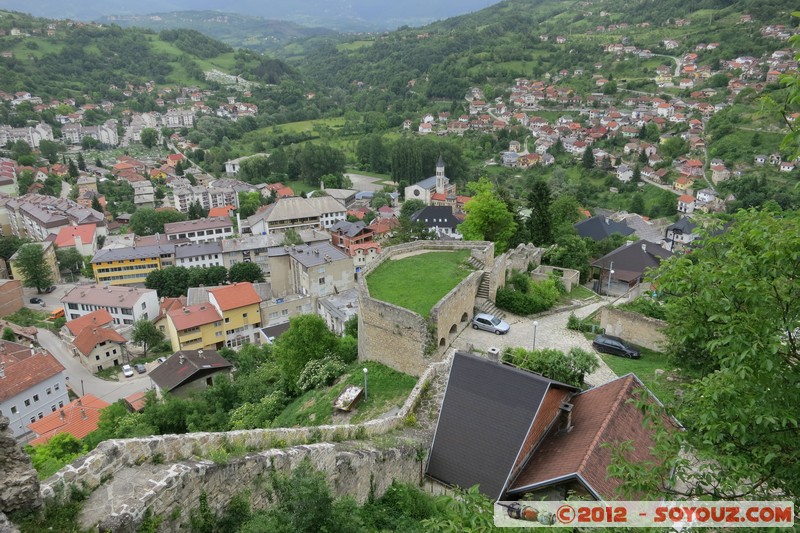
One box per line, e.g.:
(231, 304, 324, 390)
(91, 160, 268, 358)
(363, 367, 368, 401)
(532, 321, 539, 351)
(607, 261, 615, 296)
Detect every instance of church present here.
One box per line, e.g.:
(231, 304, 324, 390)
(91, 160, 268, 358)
(404, 157, 469, 212)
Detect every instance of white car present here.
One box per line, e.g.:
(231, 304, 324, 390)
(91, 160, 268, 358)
(472, 313, 510, 335)
(122, 364, 134, 378)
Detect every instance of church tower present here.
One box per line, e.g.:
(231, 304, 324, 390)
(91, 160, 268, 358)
(435, 155, 446, 194)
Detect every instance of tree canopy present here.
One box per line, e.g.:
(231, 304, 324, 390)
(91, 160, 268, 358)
(14, 244, 54, 293)
(129, 208, 187, 236)
(458, 178, 518, 254)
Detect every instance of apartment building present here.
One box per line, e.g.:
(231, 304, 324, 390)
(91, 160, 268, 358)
(268, 242, 354, 299)
(174, 242, 224, 269)
(61, 119, 119, 146)
(247, 196, 346, 235)
(172, 185, 238, 213)
(9, 241, 61, 285)
(164, 217, 234, 244)
(221, 229, 330, 279)
(91, 243, 176, 285)
(207, 282, 262, 349)
(165, 303, 224, 352)
(61, 285, 159, 325)
(6, 194, 105, 241)
(0, 341, 69, 439)
(0, 122, 54, 149)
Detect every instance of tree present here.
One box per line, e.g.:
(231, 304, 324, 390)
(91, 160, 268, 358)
(629, 193, 645, 214)
(502, 346, 598, 387)
(140, 128, 158, 148)
(187, 200, 208, 219)
(281, 228, 303, 246)
(67, 158, 79, 179)
(39, 140, 61, 164)
(237, 191, 265, 219)
(582, 146, 595, 169)
(625, 208, 800, 500)
(91, 196, 103, 214)
(229, 262, 265, 283)
(400, 199, 426, 218)
(458, 178, 518, 254)
(14, 244, 54, 293)
(132, 319, 163, 359)
(632, 164, 641, 183)
(2, 327, 15, 341)
(145, 267, 191, 298)
(55, 247, 84, 274)
(76, 152, 86, 171)
(274, 315, 339, 393)
(129, 208, 187, 236)
(0, 236, 29, 261)
(527, 180, 553, 246)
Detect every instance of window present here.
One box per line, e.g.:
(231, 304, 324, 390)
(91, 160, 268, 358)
(33, 394, 39, 402)
(58, 401, 64, 408)
(54, 383, 60, 391)
(46, 387, 52, 395)
(319, 277, 325, 285)
(51, 405, 56, 412)
(10, 406, 17, 414)
(24, 399, 30, 407)
(224, 317, 230, 324)
(38, 412, 43, 419)
(30, 417, 35, 423)
(96, 355, 100, 360)
(141, 302, 146, 310)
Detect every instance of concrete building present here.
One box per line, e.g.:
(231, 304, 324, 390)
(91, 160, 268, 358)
(403, 156, 457, 205)
(171, 184, 239, 214)
(53, 224, 98, 257)
(6, 194, 105, 241)
(90, 243, 176, 286)
(61, 120, 119, 146)
(208, 282, 262, 349)
(164, 217, 234, 244)
(248, 196, 347, 235)
(174, 242, 224, 269)
(165, 303, 224, 352)
(267, 241, 354, 299)
(0, 122, 54, 149)
(0, 341, 69, 439)
(27, 394, 110, 445)
(317, 287, 358, 335)
(71, 326, 128, 373)
(221, 229, 330, 279)
(61, 285, 159, 325)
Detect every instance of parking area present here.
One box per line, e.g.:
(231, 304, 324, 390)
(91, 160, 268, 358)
(451, 300, 620, 387)
(22, 283, 77, 312)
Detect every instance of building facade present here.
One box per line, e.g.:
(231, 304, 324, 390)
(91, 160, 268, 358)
(61, 285, 159, 325)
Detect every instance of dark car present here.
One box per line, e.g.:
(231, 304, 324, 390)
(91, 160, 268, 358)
(29, 297, 43, 305)
(44, 285, 57, 294)
(134, 363, 147, 374)
(592, 334, 641, 359)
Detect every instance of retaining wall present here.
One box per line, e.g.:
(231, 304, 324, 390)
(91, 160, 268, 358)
(600, 307, 668, 351)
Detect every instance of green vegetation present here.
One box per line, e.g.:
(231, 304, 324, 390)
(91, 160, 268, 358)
(4, 307, 58, 331)
(600, 348, 679, 404)
(495, 270, 564, 316)
(503, 346, 599, 388)
(272, 361, 417, 427)
(366, 250, 472, 317)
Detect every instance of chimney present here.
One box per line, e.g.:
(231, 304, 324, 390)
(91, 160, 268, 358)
(59, 409, 66, 420)
(179, 354, 185, 364)
(80, 409, 87, 420)
(559, 401, 574, 432)
(198, 349, 204, 358)
(641, 243, 647, 252)
(0, 361, 5, 378)
(77, 399, 82, 407)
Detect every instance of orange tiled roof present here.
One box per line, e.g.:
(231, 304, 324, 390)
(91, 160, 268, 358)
(54, 224, 96, 249)
(209, 282, 260, 311)
(208, 206, 234, 218)
(28, 394, 110, 446)
(65, 309, 114, 336)
(167, 304, 221, 331)
(0, 343, 64, 404)
(72, 326, 126, 357)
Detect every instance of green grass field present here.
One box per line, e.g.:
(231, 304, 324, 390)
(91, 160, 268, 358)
(600, 347, 681, 404)
(271, 361, 417, 427)
(366, 250, 473, 317)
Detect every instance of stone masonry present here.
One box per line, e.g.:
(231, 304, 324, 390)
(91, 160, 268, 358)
(0, 416, 41, 514)
(600, 307, 668, 351)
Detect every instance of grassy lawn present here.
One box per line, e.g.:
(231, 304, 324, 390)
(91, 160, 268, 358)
(271, 361, 417, 427)
(560, 284, 595, 304)
(366, 250, 473, 317)
(4, 308, 58, 331)
(599, 347, 683, 404)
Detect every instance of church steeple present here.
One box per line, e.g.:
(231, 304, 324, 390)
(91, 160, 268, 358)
(435, 155, 446, 193)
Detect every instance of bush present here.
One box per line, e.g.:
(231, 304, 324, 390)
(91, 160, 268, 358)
(296, 356, 347, 392)
(618, 296, 667, 320)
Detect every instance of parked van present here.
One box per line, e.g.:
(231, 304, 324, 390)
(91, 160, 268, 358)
(48, 308, 65, 320)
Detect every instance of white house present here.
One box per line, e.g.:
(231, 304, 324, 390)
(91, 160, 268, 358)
(61, 285, 159, 325)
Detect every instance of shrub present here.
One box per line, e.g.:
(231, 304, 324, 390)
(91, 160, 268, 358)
(296, 356, 347, 392)
(508, 270, 531, 294)
(496, 278, 560, 316)
(618, 296, 667, 320)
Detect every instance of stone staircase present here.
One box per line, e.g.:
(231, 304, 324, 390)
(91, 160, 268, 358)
(475, 297, 506, 319)
(467, 256, 485, 271)
(476, 272, 490, 299)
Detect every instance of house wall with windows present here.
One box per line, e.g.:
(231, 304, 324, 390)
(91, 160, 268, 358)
(62, 287, 159, 325)
(92, 255, 162, 285)
(1, 374, 68, 439)
(78, 341, 127, 373)
(208, 296, 261, 349)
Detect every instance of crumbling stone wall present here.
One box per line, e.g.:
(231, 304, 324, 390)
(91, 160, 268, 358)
(600, 307, 668, 351)
(0, 416, 40, 514)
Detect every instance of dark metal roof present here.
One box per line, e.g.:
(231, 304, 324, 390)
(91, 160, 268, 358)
(410, 206, 461, 230)
(148, 349, 232, 393)
(426, 351, 575, 500)
(574, 215, 635, 241)
(590, 240, 673, 283)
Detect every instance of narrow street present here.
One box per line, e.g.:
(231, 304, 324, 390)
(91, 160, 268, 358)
(36, 329, 150, 404)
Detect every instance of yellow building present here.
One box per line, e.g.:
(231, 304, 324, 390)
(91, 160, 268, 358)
(91, 244, 175, 285)
(208, 282, 262, 349)
(9, 241, 61, 288)
(165, 304, 225, 352)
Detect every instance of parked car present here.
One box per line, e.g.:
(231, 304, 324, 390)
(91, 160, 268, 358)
(29, 297, 43, 305)
(134, 363, 147, 374)
(472, 312, 510, 335)
(156, 357, 167, 364)
(122, 364, 134, 378)
(592, 334, 641, 359)
(44, 285, 57, 294)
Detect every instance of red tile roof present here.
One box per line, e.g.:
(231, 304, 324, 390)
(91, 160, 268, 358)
(510, 375, 670, 499)
(208, 206, 234, 218)
(0, 343, 65, 404)
(167, 304, 221, 331)
(208, 282, 260, 311)
(124, 391, 148, 412)
(54, 224, 96, 248)
(72, 326, 127, 357)
(28, 394, 110, 445)
(65, 309, 114, 336)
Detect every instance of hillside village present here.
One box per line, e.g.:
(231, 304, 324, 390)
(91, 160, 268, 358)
(0, 1, 799, 531)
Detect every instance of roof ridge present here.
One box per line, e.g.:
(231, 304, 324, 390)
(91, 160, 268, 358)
(576, 374, 635, 475)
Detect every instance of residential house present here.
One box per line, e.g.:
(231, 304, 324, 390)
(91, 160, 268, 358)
(164, 217, 234, 244)
(426, 352, 670, 500)
(61, 285, 159, 325)
(54, 224, 98, 256)
(349, 242, 382, 273)
(172, 184, 239, 214)
(410, 206, 463, 240)
(317, 288, 358, 336)
(71, 325, 128, 373)
(27, 394, 109, 445)
(591, 240, 673, 295)
(0, 341, 69, 439)
(149, 349, 232, 398)
(221, 229, 329, 280)
(329, 221, 374, 252)
(165, 304, 225, 352)
(9, 241, 61, 286)
(665, 217, 697, 250)
(152, 296, 186, 337)
(90, 243, 176, 285)
(677, 194, 696, 214)
(574, 216, 635, 242)
(616, 165, 633, 182)
(267, 242, 354, 301)
(208, 282, 262, 349)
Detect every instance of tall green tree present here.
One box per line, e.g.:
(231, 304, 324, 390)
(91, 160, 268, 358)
(131, 319, 164, 358)
(582, 146, 595, 169)
(129, 208, 187, 236)
(228, 262, 265, 283)
(187, 200, 209, 219)
(76, 152, 86, 171)
(145, 267, 191, 297)
(67, 158, 79, 179)
(91, 196, 103, 214)
(618, 209, 800, 500)
(14, 244, 54, 293)
(0, 236, 29, 261)
(400, 199, 426, 218)
(527, 180, 554, 246)
(274, 315, 339, 393)
(140, 128, 158, 148)
(458, 178, 518, 254)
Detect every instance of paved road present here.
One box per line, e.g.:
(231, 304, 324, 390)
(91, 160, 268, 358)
(452, 298, 619, 387)
(37, 329, 150, 404)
